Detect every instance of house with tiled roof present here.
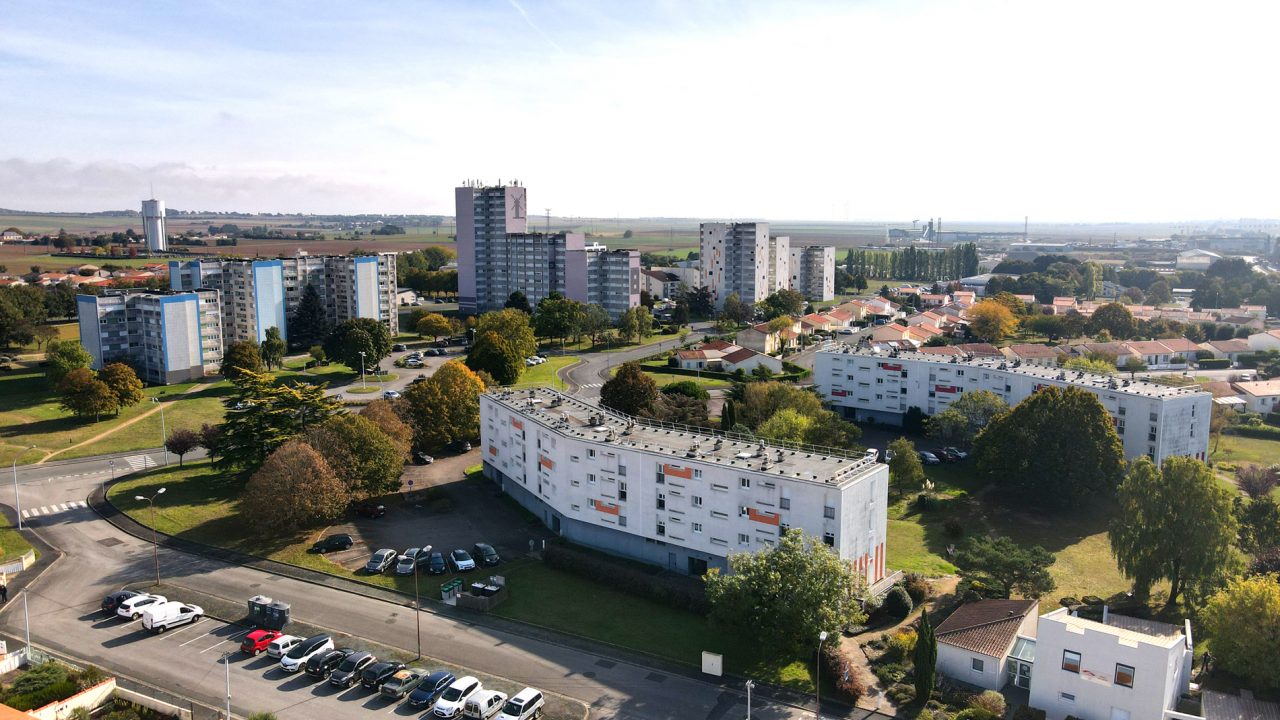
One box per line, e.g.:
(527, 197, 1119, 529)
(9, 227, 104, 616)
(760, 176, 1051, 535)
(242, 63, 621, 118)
(735, 321, 800, 354)
(1233, 379, 1280, 414)
(1247, 329, 1280, 352)
(1050, 297, 1077, 315)
(800, 313, 836, 332)
(920, 293, 949, 307)
(936, 599, 1039, 692)
(1198, 338, 1251, 364)
(1003, 343, 1067, 367)
(1122, 340, 1195, 369)
(720, 346, 782, 375)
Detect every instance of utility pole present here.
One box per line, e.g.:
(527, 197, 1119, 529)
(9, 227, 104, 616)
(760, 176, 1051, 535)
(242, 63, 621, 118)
(222, 651, 232, 720)
(745, 679, 754, 719)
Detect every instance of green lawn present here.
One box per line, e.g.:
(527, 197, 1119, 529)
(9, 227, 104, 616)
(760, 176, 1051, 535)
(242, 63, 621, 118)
(1212, 433, 1280, 467)
(546, 332, 680, 355)
(13, 321, 79, 353)
(62, 384, 230, 459)
(617, 363, 733, 390)
(0, 525, 36, 565)
(518, 356, 576, 389)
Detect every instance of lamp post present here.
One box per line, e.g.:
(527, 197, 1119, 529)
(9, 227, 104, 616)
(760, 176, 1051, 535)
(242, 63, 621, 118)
(222, 651, 232, 719)
(745, 679, 754, 719)
(11, 445, 34, 530)
(359, 351, 367, 390)
(151, 397, 168, 466)
(104, 459, 115, 498)
(414, 544, 430, 659)
(815, 630, 828, 720)
(135, 488, 166, 586)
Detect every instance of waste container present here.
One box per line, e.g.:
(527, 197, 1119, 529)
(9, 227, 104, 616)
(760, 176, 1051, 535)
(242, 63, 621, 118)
(482, 585, 500, 597)
(264, 600, 291, 631)
(247, 595, 272, 626)
(470, 583, 486, 596)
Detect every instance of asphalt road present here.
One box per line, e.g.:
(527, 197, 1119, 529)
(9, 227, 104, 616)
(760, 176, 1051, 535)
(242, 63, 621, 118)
(561, 323, 716, 400)
(4, 452, 875, 720)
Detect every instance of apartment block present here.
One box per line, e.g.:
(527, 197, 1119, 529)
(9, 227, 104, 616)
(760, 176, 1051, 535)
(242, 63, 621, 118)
(169, 254, 397, 344)
(481, 388, 889, 579)
(77, 289, 223, 385)
(583, 246, 641, 318)
(768, 235, 790, 295)
(700, 222, 771, 309)
(456, 183, 528, 315)
(815, 347, 1211, 463)
(789, 245, 836, 301)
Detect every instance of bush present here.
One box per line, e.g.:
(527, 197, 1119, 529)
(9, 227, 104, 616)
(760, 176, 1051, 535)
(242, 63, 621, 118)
(886, 630, 917, 662)
(1265, 412, 1280, 427)
(884, 585, 914, 619)
(953, 710, 998, 720)
(943, 519, 964, 538)
(1198, 358, 1231, 369)
(886, 683, 917, 705)
(1228, 424, 1280, 440)
(7, 680, 80, 711)
(874, 662, 908, 685)
(970, 690, 1007, 717)
(1012, 707, 1047, 720)
(914, 493, 939, 512)
(820, 641, 866, 701)
(660, 380, 710, 400)
(904, 573, 930, 604)
(542, 542, 710, 614)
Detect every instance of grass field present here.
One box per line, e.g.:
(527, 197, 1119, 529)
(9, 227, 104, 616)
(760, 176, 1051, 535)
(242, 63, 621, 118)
(0, 525, 36, 566)
(518, 356, 576, 389)
(13, 321, 78, 353)
(1211, 433, 1280, 467)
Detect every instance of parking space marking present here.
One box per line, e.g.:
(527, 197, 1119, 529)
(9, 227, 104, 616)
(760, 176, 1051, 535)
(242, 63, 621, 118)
(178, 623, 220, 647)
(198, 627, 251, 654)
(156, 618, 205, 638)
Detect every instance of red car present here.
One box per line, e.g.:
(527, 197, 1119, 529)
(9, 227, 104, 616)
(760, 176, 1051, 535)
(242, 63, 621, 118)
(240, 628, 283, 655)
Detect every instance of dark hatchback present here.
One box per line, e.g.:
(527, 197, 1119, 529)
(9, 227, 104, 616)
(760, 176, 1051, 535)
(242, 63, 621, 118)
(406, 670, 456, 709)
(360, 661, 406, 691)
(101, 590, 138, 614)
(305, 648, 353, 679)
(329, 651, 376, 688)
(311, 534, 353, 554)
(472, 543, 500, 567)
(424, 551, 448, 575)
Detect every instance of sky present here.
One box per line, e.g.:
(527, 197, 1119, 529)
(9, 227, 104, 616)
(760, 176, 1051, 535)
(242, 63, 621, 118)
(1, 0, 1277, 222)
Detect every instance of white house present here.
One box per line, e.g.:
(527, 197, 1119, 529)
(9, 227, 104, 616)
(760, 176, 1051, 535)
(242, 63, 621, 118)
(720, 347, 783, 375)
(935, 599, 1039, 692)
(1003, 343, 1067, 367)
(735, 321, 800, 354)
(1247, 329, 1280, 352)
(397, 288, 418, 305)
(1233, 379, 1280, 414)
(674, 341, 783, 376)
(1197, 339, 1251, 365)
(1028, 607, 1194, 720)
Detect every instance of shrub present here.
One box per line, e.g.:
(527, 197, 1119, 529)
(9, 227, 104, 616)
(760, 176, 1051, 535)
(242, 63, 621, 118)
(970, 690, 1007, 717)
(943, 519, 964, 538)
(820, 641, 866, 701)
(874, 662, 908, 685)
(914, 492, 939, 512)
(886, 683, 917, 705)
(1198, 358, 1231, 369)
(884, 584, 914, 619)
(904, 573, 931, 604)
(953, 710, 998, 720)
(7, 679, 80, 711)
(1228, 424, 1280, 440)
(542, 542, 710, 614)
(886, 630, 917, 662)
(1012, 707, 1047, 720)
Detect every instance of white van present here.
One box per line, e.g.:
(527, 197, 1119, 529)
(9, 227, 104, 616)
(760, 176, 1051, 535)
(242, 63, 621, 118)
(141, 602, 203, 633)
(266, 634, 302, 658)
(496, 687, 545, 720)
(463, 690, 508, 719)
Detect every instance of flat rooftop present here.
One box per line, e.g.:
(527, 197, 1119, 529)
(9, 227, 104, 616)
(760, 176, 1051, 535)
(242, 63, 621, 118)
(819, 347, 1211, 400)
(486, 387, 881, 487)
(1046, 608, 1186, 648)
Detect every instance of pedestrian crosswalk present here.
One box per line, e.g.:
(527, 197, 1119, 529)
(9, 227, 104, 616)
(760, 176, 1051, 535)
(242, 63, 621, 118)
(123, 455, 157, 471)
(21, 500, 88, 519)
(580, 383, 602, 389)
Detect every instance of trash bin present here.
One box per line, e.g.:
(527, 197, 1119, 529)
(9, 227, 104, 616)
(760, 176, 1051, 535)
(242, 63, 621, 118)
(264, 600, 291, 631)
(482, 585, 500, 597)
(247, 595, 272, 626)
(470, 583, 486, 596)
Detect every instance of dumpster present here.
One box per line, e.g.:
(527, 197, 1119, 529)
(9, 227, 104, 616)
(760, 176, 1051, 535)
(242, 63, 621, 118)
(264, 600, 291, 631)
(247, 595, 272, 626)
(482, 585, 500, 597)
(469, 583, 487, 596)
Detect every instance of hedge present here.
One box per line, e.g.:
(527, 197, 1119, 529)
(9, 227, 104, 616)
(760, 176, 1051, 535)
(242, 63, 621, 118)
(1226, 424, 1280, 441)
(639, 363, 806, 383)
(1267, 412, 1280, 427)
(819, 641, 867, 701)
(542, 542, 710, 614)
(1197, 358, 1231, 369)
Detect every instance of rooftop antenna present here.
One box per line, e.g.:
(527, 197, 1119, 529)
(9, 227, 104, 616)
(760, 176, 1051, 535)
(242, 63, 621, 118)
(545, 208, 551, 235)
(149, 181, 155, 199)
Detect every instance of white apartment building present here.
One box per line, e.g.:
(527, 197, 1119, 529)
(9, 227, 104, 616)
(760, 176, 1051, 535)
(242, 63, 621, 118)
(583, 246, 642, 319)
(815, 347, 1211, 463)
(700, 222, 772, 309)
(169, 254, 397, 344)
(77, 289, 223, 385)
(789, 245, 836, 301)
(1029, 608, 1194, 720)
(768, 235, 790, 295)
(480, 388, 889, 579)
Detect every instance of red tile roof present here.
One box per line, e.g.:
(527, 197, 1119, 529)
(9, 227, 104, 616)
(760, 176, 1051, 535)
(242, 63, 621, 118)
(936, 599, 1037, 657)
(721, 348, 759, 364)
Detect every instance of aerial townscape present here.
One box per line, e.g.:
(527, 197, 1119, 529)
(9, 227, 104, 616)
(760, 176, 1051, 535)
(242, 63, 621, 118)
(1, 3, 1279, 720)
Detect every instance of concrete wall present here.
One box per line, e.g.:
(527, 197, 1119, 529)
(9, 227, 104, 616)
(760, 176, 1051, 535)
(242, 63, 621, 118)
(30, 678, 116, 720)
(937, 645, 1004, 691)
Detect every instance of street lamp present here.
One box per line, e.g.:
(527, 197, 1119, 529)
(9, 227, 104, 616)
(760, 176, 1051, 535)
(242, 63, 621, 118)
(815, 630, 829, 720)
(103, 459, 116, 499)
(12, 444, 34, 530)
(135, 488, 166, 586)
(151, 397, 168, 466)
(745, 679, 754, 719)
(413, 544, 430, 659)
(359, 351, 367, 390)
(222, 651, 232, 719)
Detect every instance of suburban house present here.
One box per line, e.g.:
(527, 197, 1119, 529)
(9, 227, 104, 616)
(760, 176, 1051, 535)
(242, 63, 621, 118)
(935, 599, 1040, 692)
(1232, 379, 1280, 414)
(396, 288, 418, 305)
(721, 346, 783, 375)
(1198, 338, 1252, 365)
(1071, 342, 1142, 368)
(1247, 329, 1280, 352)
(800, 312, 837, 332)
(920, 293, 950, 307)
(952, 290, 977, 306)
(1050, 297, 1078, 315)
(675, 340, 782, 375)
(1125, 340, 1190, 369)
(735, 321, 800, 354)
(1003, 343, 1067, 367)
(1028, 607, 1195, 720)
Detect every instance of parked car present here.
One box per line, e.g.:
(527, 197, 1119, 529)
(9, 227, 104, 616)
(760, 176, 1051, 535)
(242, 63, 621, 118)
(361, 660, 407, 691)
(141, 603, 203, 634)
(383, 390, 401, 400)
(311, 534, 354, 553)
(415, 452, 435, 465)
(240, 629, 282, 655)
(305, 647, 354, 679)
(393, 343, 408, 352)
(472, 543, 500, 567)
(329, 651, 377, 688)
(407, 670, 456, 709)
(395, 548, 423, 575)
(943, 446, 969, 460)
(117, 593, 167, 620)
(365, 548, 397, 574)
(463, 690, 508, 719)
(101, 590, 138, 615)
(918, 451, 941, 465)
(356, 503, 387, 519)
(933, 448, 959, 463)
(434, 676, 482, 718)
(424, 551, 448, 575)
(381, 667, 428, 700)
(496, 687, 545, 720)
(448, 549, 476, 572)
(410, 375, 428, 385)
(266, 634, 302, 659)
(279, 634, 334, 673)
(405, 358, 424, 368)
(862, 448, 880, 462)
(448, 440, 473, 453)
(523, 357, 537, 366)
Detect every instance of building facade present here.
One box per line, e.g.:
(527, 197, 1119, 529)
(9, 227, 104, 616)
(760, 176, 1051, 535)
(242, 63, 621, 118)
(768, 235, 790, 295)
(815, 347, 1212, 463)
(141, 199, 167, 253)
(77, 289, 223, 385)
(456, 183, 528, 315)
(480, 388, 889, 579)
(583, 246, 641, 318)
(789, 245, 836, 301)
(700, 222, 772, 309)
(169, 254, 397, 344)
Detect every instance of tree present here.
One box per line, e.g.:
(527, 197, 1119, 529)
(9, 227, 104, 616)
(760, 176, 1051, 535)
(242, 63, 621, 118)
(97, 362, 144, 411)
(533, 293, 583, 346)
(671, 299, 691, 326)
(756, 408, 813, 444)
(615, 306, 653, 343)
(659, 393, 710, 426)
(260, 327, 286, 370)
(164, 428, 200, 466)
(1202, 575, 1280, 691)
(31, 325, 58, 352)
(242, 440, 348, 533)
(403, 360, 486, 450)
(58, 367, 117, 421)
(1145, 280, 1173, 305)
(888, 437, 927, 493)
(1088, 302, 1137, 339)
(705, 530, 867, 653)
(1235, 464, 1278, 499)
(721, 293, 753, 326)
(765, 316, 793, 351)
(683, 286, 714, 317)
(476, 309, 536, 359)
(220, 340, 264, 381)
(359, 400, 413, 459)
(415, 313, 454, 341)
(305, 414, 404, 498)
(1236, 496, 1280, 555)
(966, 300, 1017, 343)
(956, 535, 1056, 598)
(721, 399, 737, 431)
(1109, 456, 1238, 607)
(45, 340, 92, 387)
(758, 289, 806, 320)
(661, 380, 710, 400)
(579, 304, 613, 347)
(974, 386, 1124, 510)
(289, 283, 329, 350)
(504, 291, 532, 314)
(309, 345, 325, 364)
(600, 362, 662, 417)
(214, 369, 342, 473)
(914, 610, 937, 701)
(926, 390, 1007, 445)
(1062, 356, 1116, 375)
(465, 330, 524, 386)
(324, 318, 392, 371)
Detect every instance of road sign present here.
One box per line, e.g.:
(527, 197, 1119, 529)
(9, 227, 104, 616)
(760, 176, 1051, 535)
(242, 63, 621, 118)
(407, 480, 414, 488)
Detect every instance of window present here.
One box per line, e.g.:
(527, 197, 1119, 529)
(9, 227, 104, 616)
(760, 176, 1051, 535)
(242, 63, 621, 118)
(739, 506, 749, 517)
(618, 465, 627, 476)
(712, 483, 728, 492)
(824, 506, 836, 519)
(823, 532, 835, 546)
(571, 504, 580, 511)
(657, 493, 666, 510)
(656, 520, 665, 536)
(1118, 406, 1126, 415)
(1115, 663, 1135, 688)
(618, 482, 627, 501)
(780, 497, 790, 510)
(738, 533, 749, 545)
(1059, 693, 1075, 703)
(971, 658, 984, 672)
(656, 469, 665, 484)
(1062, 650, 1081, 674)
(619, 515, 627, 527)
(692, 523, 702, 533)
(587, 448, 595, 458)
(694, 469, 702, 479)
(691, 495, 702, 507)
(588, 473, 596, 484)
(740, 477, 751, 488)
